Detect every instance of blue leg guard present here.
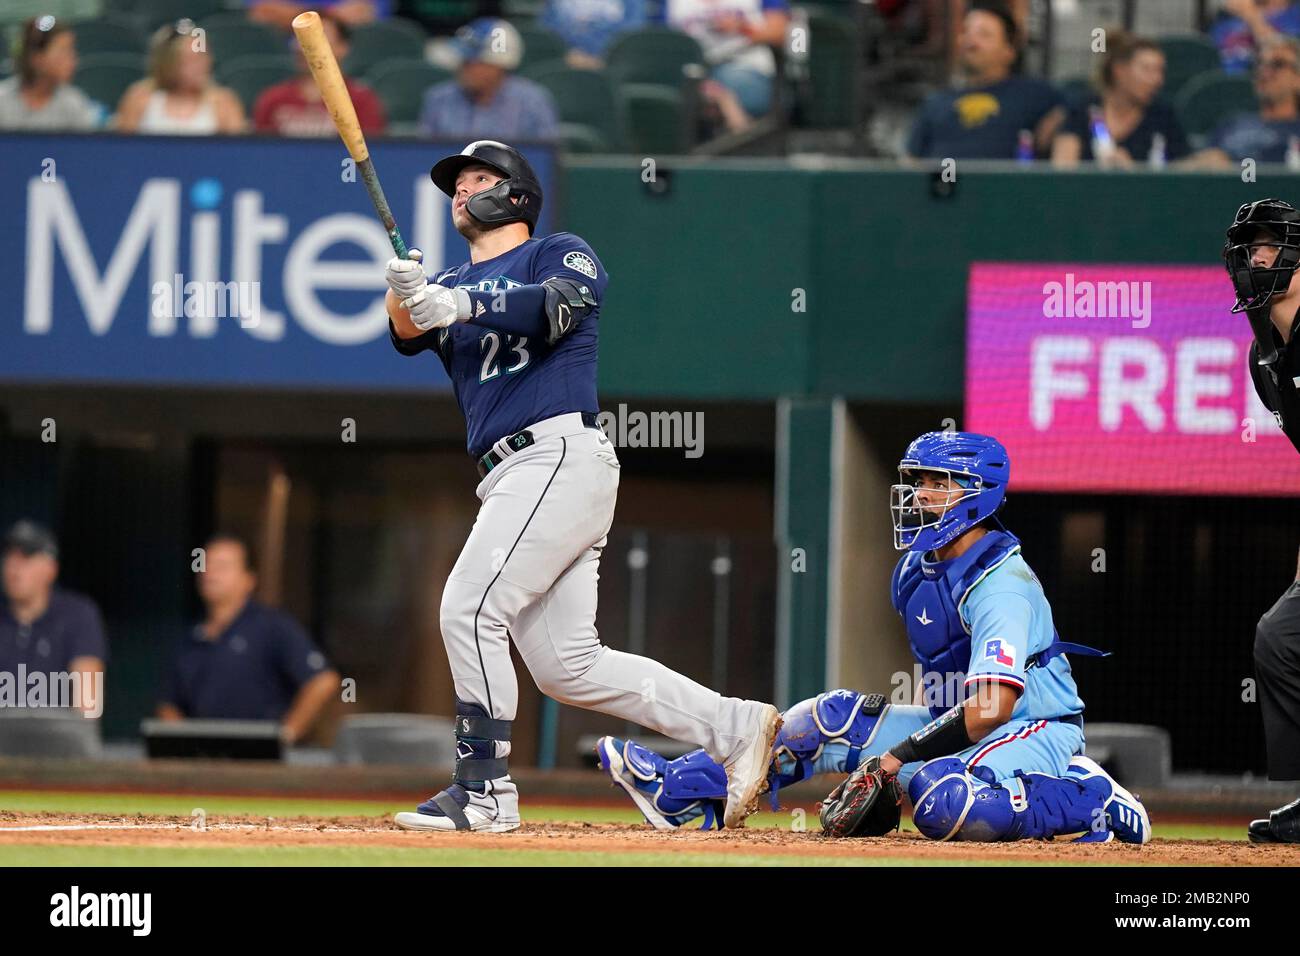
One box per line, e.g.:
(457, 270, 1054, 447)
(595, 737, 727, 829)
(770, 689, 886, 806)
(908, 757, 1112, 842)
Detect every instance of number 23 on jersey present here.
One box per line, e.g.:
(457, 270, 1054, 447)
(479, 332, 530, 383)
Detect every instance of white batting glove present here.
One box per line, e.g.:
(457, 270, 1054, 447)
(385, 248, 428, 302)
(403, 283, 472, 331)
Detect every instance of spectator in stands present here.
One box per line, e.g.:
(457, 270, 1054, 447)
(542, 0, 647, 69)
(663, 0, 791, 130)
(254, 11, 386, 136)
(419, 18, 559, 141)
(116, 20, 246, 135)
(1194, 36, 1300, 166)
(1052, 30, 1188, 169)
(1211, 0, 1300, 75)
(906, 3, 1061, 159)
(0, 521, 107, 717)
(0, 16, 100, 130)
(927, 0, 1030, 73)
(248, 0, 388, 33)
(156, 533, 339, 743)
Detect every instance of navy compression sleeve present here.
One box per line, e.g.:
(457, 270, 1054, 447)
(462, 286, 548, 338)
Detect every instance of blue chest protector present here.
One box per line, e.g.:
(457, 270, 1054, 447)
(890, 531, 1106, 715)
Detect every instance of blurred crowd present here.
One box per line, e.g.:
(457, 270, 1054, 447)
(1, 519, 340, 741)
(0, 0, 799, 148)
(908, 2, 1300, 168)
(2, 2, 1298, 158)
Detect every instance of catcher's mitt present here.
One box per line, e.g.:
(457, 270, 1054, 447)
(819, 756, 903, 838)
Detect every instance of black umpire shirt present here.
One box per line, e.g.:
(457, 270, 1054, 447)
(1249, 310, 1300, 455)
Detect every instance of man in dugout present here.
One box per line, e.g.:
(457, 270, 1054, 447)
(1223, 198, 1300, 842)
(156, 533, 340, 744)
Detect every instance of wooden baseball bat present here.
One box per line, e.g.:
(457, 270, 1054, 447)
(291, 10, 410, 258)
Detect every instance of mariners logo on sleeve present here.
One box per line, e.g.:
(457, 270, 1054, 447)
(983, 638, 1016, 668)
(563, 250, 598, 279)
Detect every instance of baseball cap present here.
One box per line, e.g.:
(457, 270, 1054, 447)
(3, 520, 58, 559)
(451, 18, 523, 71)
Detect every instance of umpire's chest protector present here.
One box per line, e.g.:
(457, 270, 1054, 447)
(891, 531, 1022, 704)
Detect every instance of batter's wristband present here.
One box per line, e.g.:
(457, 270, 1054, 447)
(887, 705, 973, 765)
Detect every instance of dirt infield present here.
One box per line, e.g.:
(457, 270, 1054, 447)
(0, 811, 1295, 865)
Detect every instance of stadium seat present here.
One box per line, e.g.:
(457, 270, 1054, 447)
(514, 22, 567, 71)
(1174, 70, 1257, 142)
(334, 713, 456, 768)
(342, 19, 427, 77)
(68, 14, 147, 57)
(1081, 724, 1172, 789)
(558, 121, 610, 154)
(0, 0, 100, 30)
(803, 13, 858, 128)
(201, 20, 289, 66)
(620, 82, 689, 154)
(1158, 34, 1223, 100)
(605, 27, 705, 88)
(0, 709, 100, 760)
(130, 0, 228, 30)
(528, 63, 624, 151)
(366, 58, 451, 125)
(75, 52, 146, 113)
(194, 9, 260, 32)
(502, 0, 545, 21)
(215, 53, 297, 112)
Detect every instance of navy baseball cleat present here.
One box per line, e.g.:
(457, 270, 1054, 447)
(394, 779, 520, 833)
(1067, 755, 1151, 844)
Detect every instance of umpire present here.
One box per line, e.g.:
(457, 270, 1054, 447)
(1224, 198, 1300, 842)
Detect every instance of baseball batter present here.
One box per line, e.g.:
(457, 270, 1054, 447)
(596, 432, 1153, 843)
(384, 141, 779, 832)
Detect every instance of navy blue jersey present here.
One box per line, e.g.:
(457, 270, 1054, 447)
(391, 232, 607, 458)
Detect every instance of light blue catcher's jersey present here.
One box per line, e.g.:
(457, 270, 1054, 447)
(957, 552, 1085, 721)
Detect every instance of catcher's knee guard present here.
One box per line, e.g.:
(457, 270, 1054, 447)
(908, 757, 986, 840)
(772, 689, 886, 792)
(909, 758, 1112, 842)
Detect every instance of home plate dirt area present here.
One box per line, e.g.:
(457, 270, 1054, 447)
(0, 811, 1290, 865)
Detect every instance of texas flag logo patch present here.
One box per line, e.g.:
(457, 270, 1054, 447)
(983, 638, 1016, 669)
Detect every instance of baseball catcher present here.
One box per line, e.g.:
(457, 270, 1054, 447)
(596, 431, 1153, 843)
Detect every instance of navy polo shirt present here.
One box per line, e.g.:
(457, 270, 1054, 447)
(159, 600, 330, 721)
(0, 588, 108, 674)
(908, 75, 1063, 159)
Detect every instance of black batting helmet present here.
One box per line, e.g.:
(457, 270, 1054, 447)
(1223, 197, 1300, 313)
(430, 140, 543, 235)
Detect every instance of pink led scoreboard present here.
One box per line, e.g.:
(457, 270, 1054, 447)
(965, 263, 1300, 496)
